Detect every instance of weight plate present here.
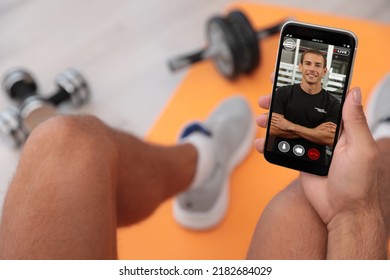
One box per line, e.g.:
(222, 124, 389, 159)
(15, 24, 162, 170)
(227, 10, 260, 74)
(207, 16, 240, 79)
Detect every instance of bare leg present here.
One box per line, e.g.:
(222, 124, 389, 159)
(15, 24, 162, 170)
(377, 138, 390, 237)
(247, 179, 327, 259)
(0, 115, 196, 259)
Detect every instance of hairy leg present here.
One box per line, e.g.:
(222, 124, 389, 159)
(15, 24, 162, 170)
(377, 139, 390, 238)
(247, 179, 327, 259)
(0, 115, 196, 259)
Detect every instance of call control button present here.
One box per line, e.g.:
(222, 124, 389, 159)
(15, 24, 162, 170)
(293, 145, 305, 157)
(278, 141, 290, 153)
(308, 148, 320, 160)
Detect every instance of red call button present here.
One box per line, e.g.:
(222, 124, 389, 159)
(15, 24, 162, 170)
(308, 148, 320, 160)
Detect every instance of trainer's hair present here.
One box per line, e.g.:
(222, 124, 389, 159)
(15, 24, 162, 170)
(300, 49, 327, 68)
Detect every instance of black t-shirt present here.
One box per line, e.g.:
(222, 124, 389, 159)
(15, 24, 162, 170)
(271, 84, 341, 164)
(273, 84, 340, 127)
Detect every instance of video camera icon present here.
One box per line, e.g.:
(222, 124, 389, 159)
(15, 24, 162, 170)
(293, 145, 305, 157)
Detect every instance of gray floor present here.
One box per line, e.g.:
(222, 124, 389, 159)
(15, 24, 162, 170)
(0, 0, 389, 212)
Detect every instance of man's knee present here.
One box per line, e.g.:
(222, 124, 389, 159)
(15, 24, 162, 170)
(0, 115, 118, 259)
(22, 115, 117, 163)
(9, 114, 118, 205)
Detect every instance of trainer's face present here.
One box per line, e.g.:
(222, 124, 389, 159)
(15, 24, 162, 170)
(299, 53, 327, 86)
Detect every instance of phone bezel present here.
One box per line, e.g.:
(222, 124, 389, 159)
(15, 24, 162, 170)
(264, 21, 358, 176)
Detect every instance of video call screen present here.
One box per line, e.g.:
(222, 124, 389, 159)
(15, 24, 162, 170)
(266, 35, 353, 166)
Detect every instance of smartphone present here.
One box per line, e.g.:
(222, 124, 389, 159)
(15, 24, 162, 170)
(264, 21, 357, 176)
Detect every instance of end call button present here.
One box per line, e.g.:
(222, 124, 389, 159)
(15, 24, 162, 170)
(308, 148, 320, 160)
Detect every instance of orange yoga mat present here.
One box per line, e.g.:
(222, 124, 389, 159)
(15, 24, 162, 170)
(117, 3, 390, 259)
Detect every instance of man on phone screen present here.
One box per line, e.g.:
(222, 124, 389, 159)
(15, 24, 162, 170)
(270, 49, 341, 164)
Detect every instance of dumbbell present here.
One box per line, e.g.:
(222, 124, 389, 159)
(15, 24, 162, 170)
(0, 69, 40, 147)
(2, 68, 57, 134)
(0, 106, 28, 148)
(1, 68, 90, 146)
(168, 10, 288, 80)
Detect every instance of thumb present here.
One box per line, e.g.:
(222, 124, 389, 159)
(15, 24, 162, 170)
(341, 87, 373, 144)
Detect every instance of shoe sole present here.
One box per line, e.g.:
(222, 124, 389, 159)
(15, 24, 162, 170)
(173, 102, 257, 230)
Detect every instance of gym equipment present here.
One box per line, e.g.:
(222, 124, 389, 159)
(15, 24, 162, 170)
(0, 106, 28, 148)
(0, 68, 90, 147)
(46, 68, 90, 107)
(168, 10, 287, 80)
(3, 68, 57, 133)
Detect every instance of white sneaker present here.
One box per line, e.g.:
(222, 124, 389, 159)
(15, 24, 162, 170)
(366, 73, 390, 137)
(173, 96, 256, 230)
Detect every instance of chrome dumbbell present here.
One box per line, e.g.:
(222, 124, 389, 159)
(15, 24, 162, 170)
(0, 106, 28, 148)
(3, 68, 57, 133)
(1, 69, 41, 147)
(1, 68, 90, 147)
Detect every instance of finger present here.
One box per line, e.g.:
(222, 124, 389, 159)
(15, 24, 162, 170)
(324, 124, 336, 131)
(270, 117, 279, 126)
(256, 113, 268, 128)
(342, 87, 375, 146)
(258, 94, 271, 109)
(255, 138, 265, 154)
(270, 72, 275, 84)
(325, 122, 337, 128)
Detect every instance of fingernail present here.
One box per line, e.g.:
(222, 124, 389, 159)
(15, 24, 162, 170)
(353, 88, 362, 105)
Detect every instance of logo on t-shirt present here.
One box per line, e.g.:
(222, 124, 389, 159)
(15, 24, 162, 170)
(314, 107, 327, 114)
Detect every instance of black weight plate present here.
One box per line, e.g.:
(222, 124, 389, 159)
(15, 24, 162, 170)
(2, 68, 37, 102)
(206, 16, 241, 80)
(227, 10, 260, 74)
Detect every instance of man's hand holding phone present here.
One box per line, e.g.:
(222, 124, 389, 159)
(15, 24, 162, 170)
(256, 88, 387, 259)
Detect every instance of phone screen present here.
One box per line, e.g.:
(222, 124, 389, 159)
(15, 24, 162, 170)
(264, 22, 357, 176)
